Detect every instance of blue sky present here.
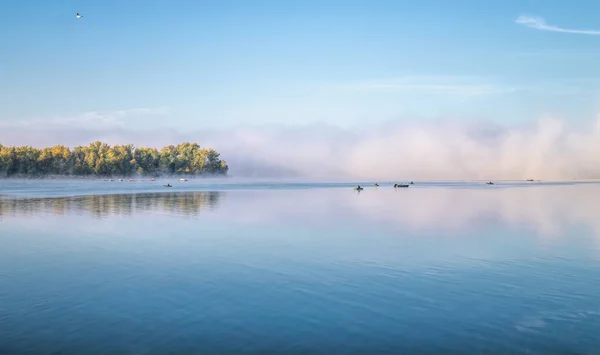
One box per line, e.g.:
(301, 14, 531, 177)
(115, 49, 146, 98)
(1, 0, 600, 131)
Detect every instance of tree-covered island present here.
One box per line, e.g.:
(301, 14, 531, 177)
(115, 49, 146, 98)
(0, 141, 228, 178)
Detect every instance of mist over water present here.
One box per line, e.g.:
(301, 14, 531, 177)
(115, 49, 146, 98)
(2, 116, 600, 180)
(215, 117, 600, 180)
(3, 180, 600, 241)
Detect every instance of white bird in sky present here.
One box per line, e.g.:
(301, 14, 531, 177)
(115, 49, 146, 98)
(76, 13, 83, 19)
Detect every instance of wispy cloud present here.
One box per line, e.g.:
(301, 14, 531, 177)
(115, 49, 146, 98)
(334, 76, 518, 98)
(0, 107, 169, 130)
(515, 15, 600, 35)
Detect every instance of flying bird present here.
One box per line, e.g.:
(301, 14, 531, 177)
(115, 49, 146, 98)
(76, 13, 83, 19)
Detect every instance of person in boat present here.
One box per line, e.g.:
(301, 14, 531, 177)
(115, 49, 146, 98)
(357, 185, 361, 189)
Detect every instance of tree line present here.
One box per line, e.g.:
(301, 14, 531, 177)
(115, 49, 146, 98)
(0, 141, 228, 177)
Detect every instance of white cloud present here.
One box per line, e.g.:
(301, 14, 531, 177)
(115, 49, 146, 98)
(333, 76, 518, 98)
(515, 15, 600, 35)
(0, 107, 169, 130)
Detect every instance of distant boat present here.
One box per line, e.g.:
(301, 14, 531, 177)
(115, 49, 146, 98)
(179, 178, 187, 182)
(486, 181, 494, 185)
(526, 179, 534, 182)
(394, 183, 409, 188)
(164, 184, 172, 188)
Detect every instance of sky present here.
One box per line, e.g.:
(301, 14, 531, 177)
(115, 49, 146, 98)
(1, 0, 600, 179)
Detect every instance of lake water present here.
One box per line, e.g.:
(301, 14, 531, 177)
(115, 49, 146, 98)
(1, 179, 600, 354)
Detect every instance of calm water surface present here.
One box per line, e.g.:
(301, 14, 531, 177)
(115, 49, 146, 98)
(1, 180, 600, 354)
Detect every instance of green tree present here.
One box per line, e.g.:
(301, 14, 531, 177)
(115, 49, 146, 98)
(134, 147, 160, 175)
(0, 141, 228, 178)
(0, 145, 13, 177)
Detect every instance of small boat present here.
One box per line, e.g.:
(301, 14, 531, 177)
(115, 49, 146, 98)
(486, 181, 494, 185)
(151, 178, 156, 181)
(410, 181, 414, 185)
(164, 184, 172, 188)
(526, 179, 534, 182)
(373, 183, 379, 187)
(179, 178, 187, 182)
(394, 183, 409, 188)
(354, 187, 364, 191)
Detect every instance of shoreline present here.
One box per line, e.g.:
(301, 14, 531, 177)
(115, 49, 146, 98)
(1, 175, 600, 183)
(2, 179, 600, 200)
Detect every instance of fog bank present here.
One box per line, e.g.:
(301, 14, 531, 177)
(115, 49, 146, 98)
(1, 116, 600, 180)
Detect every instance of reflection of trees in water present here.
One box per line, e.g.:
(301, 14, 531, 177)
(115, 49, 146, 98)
(0, 192, 222, 219)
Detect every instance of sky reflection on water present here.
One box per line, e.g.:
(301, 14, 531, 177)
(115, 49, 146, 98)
(1, 182, 600, 354)
(2, 182, 600, 240)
